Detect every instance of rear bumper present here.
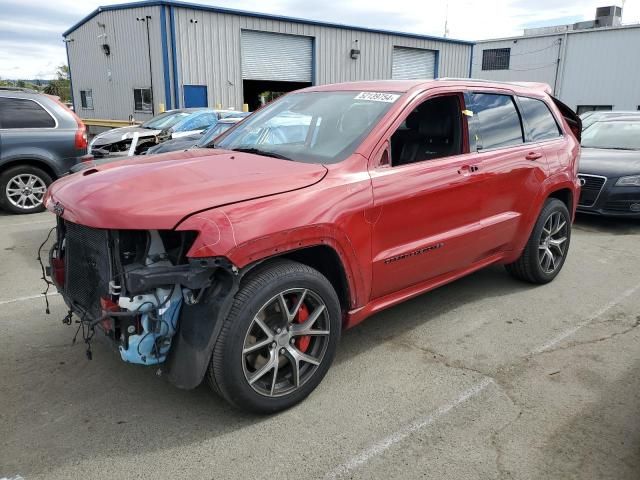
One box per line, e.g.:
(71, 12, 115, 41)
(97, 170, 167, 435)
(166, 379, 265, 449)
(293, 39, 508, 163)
(577, 175, 640, 218)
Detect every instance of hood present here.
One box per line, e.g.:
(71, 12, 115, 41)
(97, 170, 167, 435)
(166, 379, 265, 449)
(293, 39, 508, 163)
(45, 149, 327, 230)
(92, 126, 160, 146)
(579, 147, 640, 177)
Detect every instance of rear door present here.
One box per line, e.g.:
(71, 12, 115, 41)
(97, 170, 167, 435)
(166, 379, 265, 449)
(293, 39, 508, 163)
(516, 95, 567, 179)
(465, 91, 547, 254)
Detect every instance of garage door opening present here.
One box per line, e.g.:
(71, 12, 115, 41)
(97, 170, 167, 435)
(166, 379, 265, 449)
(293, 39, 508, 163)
(241, 30, 314, 112)
(242, 80, 311, 111)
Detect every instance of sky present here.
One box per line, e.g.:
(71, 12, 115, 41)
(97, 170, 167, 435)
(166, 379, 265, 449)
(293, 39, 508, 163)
(0, 0, 638, 79)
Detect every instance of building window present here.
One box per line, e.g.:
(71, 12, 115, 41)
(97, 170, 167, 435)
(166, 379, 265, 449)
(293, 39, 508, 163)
(80, 89, 93, 109)
(576, 105, 613, 115)
(134, 88, 152, 112)
(482, 48, 510, 70)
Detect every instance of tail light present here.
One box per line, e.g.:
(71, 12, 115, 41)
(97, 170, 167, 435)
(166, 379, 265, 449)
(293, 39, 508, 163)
(48, 95, 88, 150)
(75, 121, 88, 150)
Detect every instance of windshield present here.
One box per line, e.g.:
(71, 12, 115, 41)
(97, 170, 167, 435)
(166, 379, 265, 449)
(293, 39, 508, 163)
(198, 122, 236, 147)
(142, 111, 191, 129)
(215, 91, 400, 163)
(582, 121, 640, 150)
(172, 111, 219, 132)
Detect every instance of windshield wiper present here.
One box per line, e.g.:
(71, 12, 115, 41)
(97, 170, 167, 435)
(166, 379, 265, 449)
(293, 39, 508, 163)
(230, 147, 292, 160)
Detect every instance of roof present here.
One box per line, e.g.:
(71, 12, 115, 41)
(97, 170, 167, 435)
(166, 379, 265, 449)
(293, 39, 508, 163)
(62, 0, 473, 45)
(475, 23, 640, 43)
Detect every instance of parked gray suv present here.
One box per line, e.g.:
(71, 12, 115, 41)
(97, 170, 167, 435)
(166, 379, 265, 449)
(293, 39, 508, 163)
(0, 89, 89, 214)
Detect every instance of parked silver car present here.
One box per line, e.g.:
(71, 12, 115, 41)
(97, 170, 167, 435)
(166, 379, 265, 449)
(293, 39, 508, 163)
(89, 108, 243, 158)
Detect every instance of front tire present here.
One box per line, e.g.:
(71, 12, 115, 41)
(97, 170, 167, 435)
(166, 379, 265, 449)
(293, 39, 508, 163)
(207, 260, 341, 413)
(0, 165, 52, 214)
(505, 198, 571, 284)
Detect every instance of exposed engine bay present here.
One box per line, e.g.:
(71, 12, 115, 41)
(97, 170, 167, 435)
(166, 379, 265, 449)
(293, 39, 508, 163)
(45, 218, 237, 374)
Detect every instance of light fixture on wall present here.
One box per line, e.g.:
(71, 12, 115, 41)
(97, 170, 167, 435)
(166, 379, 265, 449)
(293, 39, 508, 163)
(350, 39, 360, 60)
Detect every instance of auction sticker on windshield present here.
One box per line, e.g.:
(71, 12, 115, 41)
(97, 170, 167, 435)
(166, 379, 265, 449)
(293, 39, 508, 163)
(354, 92, 401, 103)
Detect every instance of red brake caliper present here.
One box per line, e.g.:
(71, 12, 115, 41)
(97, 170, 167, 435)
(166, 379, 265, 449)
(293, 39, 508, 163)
(295, 302, 311, 353)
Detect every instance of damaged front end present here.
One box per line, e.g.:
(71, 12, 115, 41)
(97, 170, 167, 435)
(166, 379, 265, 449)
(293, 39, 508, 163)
(46, 218, 239, 387)
(91, 135, 159, 158)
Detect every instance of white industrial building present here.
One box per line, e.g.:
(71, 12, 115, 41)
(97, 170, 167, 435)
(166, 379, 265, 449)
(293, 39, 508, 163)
(63, 0, 473, 120)
(471, 6, 640, 114)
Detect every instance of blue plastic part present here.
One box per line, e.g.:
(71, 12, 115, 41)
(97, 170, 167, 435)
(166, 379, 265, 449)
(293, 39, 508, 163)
(119, 293, 182, 365)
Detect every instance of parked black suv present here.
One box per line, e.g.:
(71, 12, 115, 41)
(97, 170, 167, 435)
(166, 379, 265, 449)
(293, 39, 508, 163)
(0, 89, 89, 214)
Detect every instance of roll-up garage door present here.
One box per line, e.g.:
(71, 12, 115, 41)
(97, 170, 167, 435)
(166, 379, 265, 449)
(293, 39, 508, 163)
(241, 30, 313, 82)
(392, 47, 436, 80)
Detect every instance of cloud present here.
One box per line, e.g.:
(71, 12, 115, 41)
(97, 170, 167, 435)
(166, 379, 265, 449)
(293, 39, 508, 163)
(0, 0, 637, 79)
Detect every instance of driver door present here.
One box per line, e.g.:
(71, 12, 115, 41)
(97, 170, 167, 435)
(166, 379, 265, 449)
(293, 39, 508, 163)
(368, 91, 487, 299)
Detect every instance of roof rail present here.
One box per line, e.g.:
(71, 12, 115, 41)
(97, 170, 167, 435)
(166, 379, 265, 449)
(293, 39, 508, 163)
(439, 78, 553, 94)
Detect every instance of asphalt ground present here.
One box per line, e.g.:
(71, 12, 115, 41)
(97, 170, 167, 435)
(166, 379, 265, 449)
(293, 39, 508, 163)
(1, 210, 639, 479)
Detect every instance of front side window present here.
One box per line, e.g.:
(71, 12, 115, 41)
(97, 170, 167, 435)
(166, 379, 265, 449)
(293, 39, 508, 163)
(80, 89, 93, 109)
(134, 88, 152, 112)
(581, 121, 640, 150)
(482, 48, 510, 70)
(216, 91, 397, 164)
(389, 95, 463, 166)
(469, 93, 523, 150)
(0, 97, 56, 129)
(518, 96, 561, 141)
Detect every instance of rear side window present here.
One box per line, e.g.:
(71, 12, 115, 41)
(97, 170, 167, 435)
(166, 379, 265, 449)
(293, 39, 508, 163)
(0, 97, 56, 129)
(469, 93, 523, 150)
(518, 96, 561, 141)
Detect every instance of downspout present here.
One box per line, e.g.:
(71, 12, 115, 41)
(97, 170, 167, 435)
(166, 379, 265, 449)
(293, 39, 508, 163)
(552, 37, 562, 95)
(64, 38, 75, 109)
(145, 15, 155, 116)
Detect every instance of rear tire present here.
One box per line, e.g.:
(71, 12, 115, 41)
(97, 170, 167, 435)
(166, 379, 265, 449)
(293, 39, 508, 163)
(505, 198, 571, 284)
(207, 260, 341, 413)
(0, 165, 52, 214)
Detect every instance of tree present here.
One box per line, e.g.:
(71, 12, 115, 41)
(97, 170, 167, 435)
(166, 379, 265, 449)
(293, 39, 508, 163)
(43, 64, 71, 102)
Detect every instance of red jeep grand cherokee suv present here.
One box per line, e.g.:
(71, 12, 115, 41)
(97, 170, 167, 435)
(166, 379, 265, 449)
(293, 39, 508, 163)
(44, 80, 581, 413)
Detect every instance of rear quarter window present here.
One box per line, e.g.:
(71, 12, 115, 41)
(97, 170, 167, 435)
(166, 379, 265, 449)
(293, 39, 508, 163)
(469, 93, 523, 150)
(0, 97, 56, 129)
(517, 96, 562, 141)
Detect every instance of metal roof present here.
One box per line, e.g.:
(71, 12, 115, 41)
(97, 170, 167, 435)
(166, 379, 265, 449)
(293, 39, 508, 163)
(475, 22, 640, 43)
(62, 0, 473, 45)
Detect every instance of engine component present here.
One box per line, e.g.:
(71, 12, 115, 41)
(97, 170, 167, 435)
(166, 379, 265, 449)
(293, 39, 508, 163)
(118, 286, 183, 365)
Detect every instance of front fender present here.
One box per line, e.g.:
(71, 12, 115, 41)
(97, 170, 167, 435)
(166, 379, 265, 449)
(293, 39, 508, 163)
(177, 212, 365, 309)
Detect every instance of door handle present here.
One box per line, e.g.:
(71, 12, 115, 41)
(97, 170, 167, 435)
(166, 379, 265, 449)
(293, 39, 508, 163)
(525, 151, 543, 160)
(458, 165, 480, 175)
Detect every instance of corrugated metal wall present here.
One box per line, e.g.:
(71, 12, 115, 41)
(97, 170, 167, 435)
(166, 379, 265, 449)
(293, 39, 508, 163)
(471, 26, 640, 111)
(559, 28, 640, 110)
(172, 7, 472, 110)
(66, 6, 471, 119)
(471, 35, 562, 87)
(65, 5, 166, 121)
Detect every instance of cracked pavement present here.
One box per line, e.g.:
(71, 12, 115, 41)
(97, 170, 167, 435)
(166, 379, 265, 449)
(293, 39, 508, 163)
(1, 211, 639, 479)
